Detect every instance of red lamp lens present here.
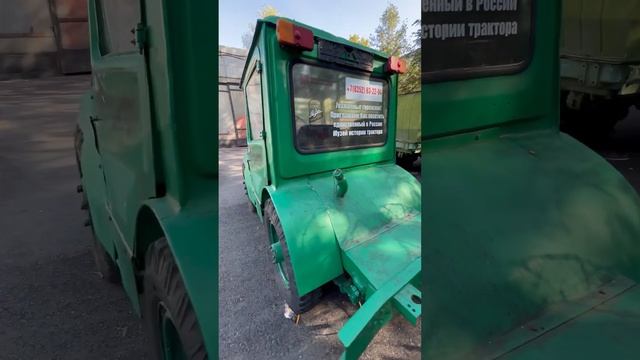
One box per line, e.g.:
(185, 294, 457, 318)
(386, 56, 407, 74)
(276, 19, 314, 51)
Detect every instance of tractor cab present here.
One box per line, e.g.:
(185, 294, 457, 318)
(241, 17, 408, 190)
(241, 17, 421, 358)
(423, 1, 640, 358)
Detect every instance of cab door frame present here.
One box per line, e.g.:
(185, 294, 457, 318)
(243, 55, 269, 207)
(87, 0, 156, 283)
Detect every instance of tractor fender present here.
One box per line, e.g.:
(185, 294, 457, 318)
(266, 183, 344, 296)
(135, 197, 217, 356)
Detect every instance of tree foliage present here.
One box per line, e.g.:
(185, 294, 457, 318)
(259, 5, 278, 17)
(369, 4, 409, 57)
(369, 4, 418, 94)
(398, 20, 421, 95)
(348, 34, 370, 47)
(241, 5, 279, 49)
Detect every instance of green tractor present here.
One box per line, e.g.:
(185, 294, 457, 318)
(424, 0, 640, 358)
(74, 0, 216, 358)
(560, 0, 640, 133)
(241, 17, 421, 359)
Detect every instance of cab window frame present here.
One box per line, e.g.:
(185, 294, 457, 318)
(421, 0, 536, 83)
(95, 0, 141, 57)
(244, 59, 265, 142)
(289, 59, 390, 155)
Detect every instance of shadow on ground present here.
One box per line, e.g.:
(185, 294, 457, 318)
(0, 76, 148, 359)
(565, 107, 640, 193)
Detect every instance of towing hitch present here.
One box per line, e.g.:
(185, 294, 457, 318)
(338, 258, 421, 360)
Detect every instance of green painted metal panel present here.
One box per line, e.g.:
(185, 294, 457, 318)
(341, 213, 421, 320)
(424, 132, 640, 359)
(79, 0, 218, 355)
(92, 53, 156, 254)
(140, 0, 219, 353)
(243, 51, 269, 202)
(307, 164, 420, 251)
(503, 283, 640, 359)
(423, 0, 640, 358)
(77, 94, 111, 255)
(307, 163, 420, 295)
(243, 18, 397, 186)
(267, 181, 344, 296)
(267, 162, 420, 296)
(84, 0, 153, 310)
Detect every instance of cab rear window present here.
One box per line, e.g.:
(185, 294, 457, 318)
(422, 0, 534, 82)
(291, 63, 388, 153)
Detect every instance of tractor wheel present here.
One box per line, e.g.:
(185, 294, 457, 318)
(264, 199, 322, 314)
(242, 164, 256, 213)
(143, 238, 207, 360)
(396, 153, 418, 170)
(560, 93, 629, 138)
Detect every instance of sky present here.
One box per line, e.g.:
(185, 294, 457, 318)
(219, 0, 421, 49)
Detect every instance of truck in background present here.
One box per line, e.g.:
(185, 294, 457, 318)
(560, 0, 640, 134)
(396, 91, 421, 168)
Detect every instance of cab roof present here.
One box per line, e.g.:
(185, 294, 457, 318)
(241, 16, 389, 84)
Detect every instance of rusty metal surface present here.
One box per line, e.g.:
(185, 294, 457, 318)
(49, 0, 89, 74)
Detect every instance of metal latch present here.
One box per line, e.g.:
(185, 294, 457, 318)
(132, 23, 148, 54)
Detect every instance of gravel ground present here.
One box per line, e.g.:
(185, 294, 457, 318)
(0, 75, 148, 360)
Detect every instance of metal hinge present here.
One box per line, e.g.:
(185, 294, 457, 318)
(133, 23, 148, 54)
(260, 130, 266, 139)
(256, 61, 262, 73)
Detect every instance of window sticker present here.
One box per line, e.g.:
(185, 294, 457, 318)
(345, 77, 384, 103)
(291, 64, 388, 153)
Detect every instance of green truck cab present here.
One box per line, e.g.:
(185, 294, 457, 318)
(74, 1, 215, 358)
(241, 17, 421, 358)
(560, 0, 640, 132)
(424, 1, 640, 358)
